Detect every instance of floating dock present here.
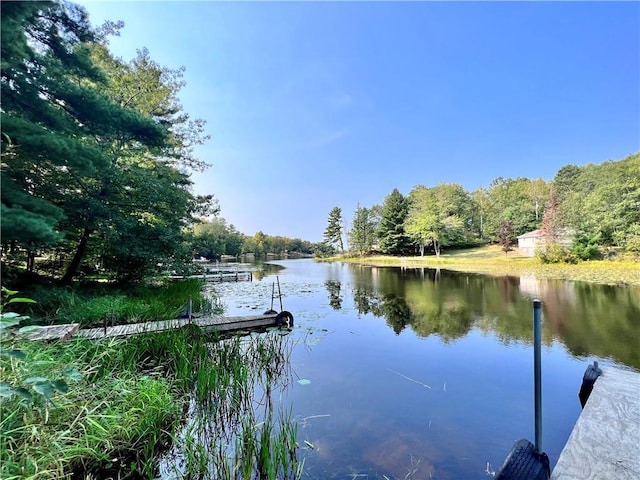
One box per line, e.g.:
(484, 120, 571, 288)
(551, 366, 640, 480)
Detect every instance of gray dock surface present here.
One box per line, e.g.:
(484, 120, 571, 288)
(551, 366, 640, 480)
(76, 313, 280, 340)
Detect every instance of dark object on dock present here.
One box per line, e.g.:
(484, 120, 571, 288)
(494, 300, 551, 480)
(578, 361, 602, 408)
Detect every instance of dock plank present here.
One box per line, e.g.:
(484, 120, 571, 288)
(551, 367, 640, 480)
(19, 323, 80, 341)
(76, 314, 279, 340)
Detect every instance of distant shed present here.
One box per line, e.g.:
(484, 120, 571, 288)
(517, 229, 542, 257)
(517, 228, 573, 257)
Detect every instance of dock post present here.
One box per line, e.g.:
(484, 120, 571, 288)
(533, 299, 543, 454)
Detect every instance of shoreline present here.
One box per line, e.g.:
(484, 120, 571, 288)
(322, 246, 640, 287)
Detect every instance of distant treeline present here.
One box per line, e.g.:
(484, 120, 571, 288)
(322, 152, 639, 259)
(191, 219, 317, 260)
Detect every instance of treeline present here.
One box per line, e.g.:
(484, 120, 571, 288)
(191, 218, 316, 259)
(322, 152, 640, 259)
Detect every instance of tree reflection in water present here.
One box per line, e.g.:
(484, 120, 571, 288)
(331, 264, 640, 369)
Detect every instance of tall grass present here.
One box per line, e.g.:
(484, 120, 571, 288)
(23, 279, 220, 327)
(1, 325, 302, 479)
(159, 330, 301, 480)
(0, 337, 179, 479)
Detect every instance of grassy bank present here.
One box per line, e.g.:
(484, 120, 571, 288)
(330, 245, 640, 286)
(1, 280, 301, 479)
(0, 326, 300, 479)
(21, 278, 217, 328)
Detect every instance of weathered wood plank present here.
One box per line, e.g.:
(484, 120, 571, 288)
(75, 314, 279, 340)
(551, 367, 640, 480)
(19, 323, 80, 341)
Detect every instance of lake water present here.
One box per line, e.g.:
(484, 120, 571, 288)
(210, 258, 639, 480)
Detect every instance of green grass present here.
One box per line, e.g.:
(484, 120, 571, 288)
(21, 279, 219, 327)
(335, 245, 640, 286)
(1, 325, 301, 479)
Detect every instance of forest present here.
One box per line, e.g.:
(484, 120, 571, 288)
(0, 1, 315, 286)
(323, 152, 640, 261)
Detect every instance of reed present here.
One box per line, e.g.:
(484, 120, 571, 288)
(24, 279, 219, 327)
(1, 316, 301, 479)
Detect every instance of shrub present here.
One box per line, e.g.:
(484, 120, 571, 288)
(536, 243, 578, 264)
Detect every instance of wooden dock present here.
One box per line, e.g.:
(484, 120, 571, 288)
(170, 271, 253, 282)
(551, 366, 640, 480)
(18, 313, 286, 341)
(76, 313, 280, 340)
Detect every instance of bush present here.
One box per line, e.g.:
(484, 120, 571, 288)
(536, 243, 579, 264)
(570, 231, 602, 260)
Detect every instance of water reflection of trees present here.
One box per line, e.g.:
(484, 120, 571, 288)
(325, 280, 343, 310)
(343, 265, 640, 369)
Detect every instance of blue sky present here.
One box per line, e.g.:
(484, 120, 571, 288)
(78, 1, 639, 242)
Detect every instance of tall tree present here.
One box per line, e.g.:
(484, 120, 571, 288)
(405, 184, 472, 257)
(1, 1, 162, 272)
(377, 189, 411, 255)
(483, 177, 549, 239)
(323, 207, 344, 252)
(554, 153, 639, 250)
(539, 188, 563, 243)
(0, 2, 216, 283)
(349, 205, 376, 256)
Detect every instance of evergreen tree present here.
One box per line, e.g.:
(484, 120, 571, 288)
(349, 205, 376, 256)
(1, 2, 216, 282)
(323, 207, 344, 252)
(377, 189, 411, 254)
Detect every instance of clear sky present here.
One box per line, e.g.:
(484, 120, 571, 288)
(77, 1, 639, 242)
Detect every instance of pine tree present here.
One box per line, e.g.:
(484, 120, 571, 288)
(349, 205, 375, 256)
(323, 207, 344, 252)
(377, 188, 411, 254)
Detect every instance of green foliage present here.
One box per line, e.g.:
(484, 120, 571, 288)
(323, 207, 344, 252)
(1, 2, 217, 284)
(349, 205, 377, 256)
(481, 177, 550, 239)
(570, 230, 602, 260)
(536, 243, 578, 264)
(1, 288, 83, 412)
(192, 218, 244, 259)
(377, 188, 412, 255)
(405, 184, 472, 257)
(24, 279, 216, 328)
(554, 152, 640, 251)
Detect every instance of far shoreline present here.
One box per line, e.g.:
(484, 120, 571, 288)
(319, 246, 640, 287)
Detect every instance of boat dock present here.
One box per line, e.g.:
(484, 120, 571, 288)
(551, 366, 640, 480)
(19, 313, 291, 342)
(170, 271, 253, 282)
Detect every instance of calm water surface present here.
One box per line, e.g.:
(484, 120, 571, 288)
(211, 258, 639, 480)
